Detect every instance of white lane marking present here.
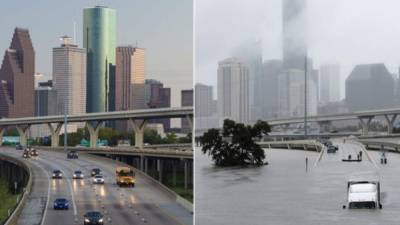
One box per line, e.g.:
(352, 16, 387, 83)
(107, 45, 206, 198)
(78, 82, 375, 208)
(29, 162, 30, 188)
(37, 158, 78, 217)
(31, 161, 51, 225)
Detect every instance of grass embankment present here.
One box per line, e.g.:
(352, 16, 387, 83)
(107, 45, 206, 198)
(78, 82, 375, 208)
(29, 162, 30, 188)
(0, 180, 18, 224)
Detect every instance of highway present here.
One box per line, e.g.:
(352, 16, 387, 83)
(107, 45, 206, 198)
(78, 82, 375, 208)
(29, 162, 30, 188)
(0, 147, 192, 225)
(196, 139, 400, 225)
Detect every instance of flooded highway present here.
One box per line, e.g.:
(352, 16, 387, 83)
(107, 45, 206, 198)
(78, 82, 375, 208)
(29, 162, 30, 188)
(195, 140, 400, 225)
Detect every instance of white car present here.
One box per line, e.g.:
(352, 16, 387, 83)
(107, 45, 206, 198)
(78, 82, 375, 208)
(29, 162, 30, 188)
(92, 175, 105, 184)
(344, 181, 382, 209)
(73, 170, 84, 179)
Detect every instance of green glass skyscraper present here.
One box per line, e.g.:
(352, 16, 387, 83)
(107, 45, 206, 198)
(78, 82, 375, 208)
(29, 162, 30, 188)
(83, 6, 116, 112)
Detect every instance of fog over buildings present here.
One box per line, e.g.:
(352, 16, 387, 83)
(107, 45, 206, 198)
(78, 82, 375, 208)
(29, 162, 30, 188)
(196, 0, 400, 128)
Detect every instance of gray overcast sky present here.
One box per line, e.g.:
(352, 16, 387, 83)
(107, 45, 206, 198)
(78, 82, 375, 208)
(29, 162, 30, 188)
(196, 0, 400, 99)
(0, 0, 193, 108)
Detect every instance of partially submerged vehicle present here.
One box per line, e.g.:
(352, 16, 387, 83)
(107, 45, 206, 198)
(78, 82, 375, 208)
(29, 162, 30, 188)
(327, 145, 338, 153)
(343, 173, 382, 209)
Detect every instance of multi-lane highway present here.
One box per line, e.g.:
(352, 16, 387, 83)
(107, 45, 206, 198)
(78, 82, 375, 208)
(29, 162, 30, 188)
(0, 147, 192, 225)
(196, 139, 400, 225)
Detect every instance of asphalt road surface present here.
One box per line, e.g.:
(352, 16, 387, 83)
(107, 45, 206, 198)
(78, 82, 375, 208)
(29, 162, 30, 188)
(0, 147, 192, 225)
(195, 139, 400, 225)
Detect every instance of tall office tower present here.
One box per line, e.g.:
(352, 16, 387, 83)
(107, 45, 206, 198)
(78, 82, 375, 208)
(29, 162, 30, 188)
(181, 89, 193, 133)
(320, 64, 341, 103)
(195, 83, 218, 131)
(346, 63, 394, 111)
(145, 79, 171, 131)
(282, 0, 307, 70)
(0, 28, 35, 118)
(217, 58, 249, 125)
(232, 41, 263, 121)
(83, 6, 116, 113)
(53, 36, 86, 115)
(35, 81, 57, 116)
(262, 60, 283, 119)
(115, 46, 146, 111)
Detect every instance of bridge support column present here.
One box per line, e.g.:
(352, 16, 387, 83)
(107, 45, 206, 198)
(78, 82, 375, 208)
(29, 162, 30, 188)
(157, 159, 163, 182)
(140, 155, 144, 171)
(144, 158, 148, 174)
(184, 160, 188, 190)
(47, 123, 62, 147)
(129, 119, 147, 149)
(384, 114, 397, 134)
(0, 127, 4, 146)
(359, 116, 374, 136)
(185, 115, 193, 133)
(16, 125, 31, 146)
(86, 121, 102, 148)
(172, 164, 177, 186)
(318, 121, 332, 133)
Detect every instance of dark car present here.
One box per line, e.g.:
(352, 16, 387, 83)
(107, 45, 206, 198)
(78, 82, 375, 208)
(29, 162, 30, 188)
(22, 151, 31, 158)
(73, 170, 84, 179)
(16, 144, 23, 150)
(91, 168, 101, 177)
(52, 170, 63, 179)
(30, 149, 39, 157)
(53, 198, 69, 210)
(327, 145, 338, 153)
(67, 151, 78, 159)
(84, 211, 104, 225)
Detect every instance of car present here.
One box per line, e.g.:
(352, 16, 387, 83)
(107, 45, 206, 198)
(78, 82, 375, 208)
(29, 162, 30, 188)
(91, 168, 101, 177)
(92, 175, 105, 184)
(30, 149, 39, 157)
(84, 211, 104, 225)
(52, 170, 63, 179)
(16, 144, 23, 150)
(53, 198, 69, 210)
(327, 145, 338, 153)
(22, 152, 31, 158)
(73, 170, 84, 179)
(67, 151, 78, 159)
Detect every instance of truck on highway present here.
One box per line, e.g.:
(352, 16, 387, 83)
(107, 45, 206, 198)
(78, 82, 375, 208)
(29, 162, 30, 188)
(115, 167, 135, 187)
(343, 173, 382, 209)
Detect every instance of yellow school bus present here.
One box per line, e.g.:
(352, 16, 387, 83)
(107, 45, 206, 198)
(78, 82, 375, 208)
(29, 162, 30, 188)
(116, 167, 135, 187)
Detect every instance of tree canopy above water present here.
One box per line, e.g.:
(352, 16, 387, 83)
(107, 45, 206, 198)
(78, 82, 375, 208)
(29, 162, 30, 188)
(200, 119, 270, 167)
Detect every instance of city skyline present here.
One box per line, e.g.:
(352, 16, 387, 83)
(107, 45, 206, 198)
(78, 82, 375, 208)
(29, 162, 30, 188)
(196, 0, 400, 100)
(0, 0, 192, 108)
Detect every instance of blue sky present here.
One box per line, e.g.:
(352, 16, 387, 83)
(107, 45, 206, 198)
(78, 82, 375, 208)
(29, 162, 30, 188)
(0, 0, 193, 108)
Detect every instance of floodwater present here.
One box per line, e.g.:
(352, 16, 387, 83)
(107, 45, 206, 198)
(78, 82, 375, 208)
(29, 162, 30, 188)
(195, 142, 400, 225)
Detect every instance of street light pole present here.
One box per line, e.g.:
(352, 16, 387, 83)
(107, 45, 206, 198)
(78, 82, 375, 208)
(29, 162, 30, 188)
(304, 55, 308, 139)
(64, 100, 67, 151)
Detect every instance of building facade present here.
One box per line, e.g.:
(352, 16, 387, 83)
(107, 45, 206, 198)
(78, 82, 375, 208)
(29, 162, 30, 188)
(346, 63, 394, 111)
(145, 79, 171, 131)
(115, 46, 145, 111)
(217, 58, 249, 125)
(320, 64, 341, 103)
(0, 28, 35, 118)
(83, 6, 116, 113)
(53, 36, 86, 115)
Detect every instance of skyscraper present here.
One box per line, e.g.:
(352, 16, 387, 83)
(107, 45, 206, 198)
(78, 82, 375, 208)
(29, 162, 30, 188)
(181, 89, 193, 133)
(145, 79, 171, 131)
(0, 28, 35, 118)
(320, 64, 341, 103)
(282, 0, 307, 70)
(115, 46, 145, 111)
(83, 6, 116, 113)
(53, 36, 86, 115)
(217, 58, 249, 125)
(35, 81, 57, 116)
(195, 83, 218, 132)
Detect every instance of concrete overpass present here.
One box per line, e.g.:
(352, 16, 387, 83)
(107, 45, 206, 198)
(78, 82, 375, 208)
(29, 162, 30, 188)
(267, 107, 400, 136)
(0, 107, 193, 148)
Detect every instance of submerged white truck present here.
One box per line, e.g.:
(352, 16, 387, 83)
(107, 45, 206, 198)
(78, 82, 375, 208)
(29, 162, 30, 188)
(343, 180, 382, 209)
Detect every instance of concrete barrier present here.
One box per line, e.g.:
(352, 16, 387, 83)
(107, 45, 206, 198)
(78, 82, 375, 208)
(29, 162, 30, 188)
(0, 154, 32, 225)
(258, 140, 323, 152)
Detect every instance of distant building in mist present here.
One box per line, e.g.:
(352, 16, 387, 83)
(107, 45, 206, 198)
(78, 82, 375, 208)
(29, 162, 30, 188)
(320, 64, 341, 103)
(346, 63, 394, 111)
(195, 83, 218, 132)
(261, 60, 283, 119)
(282, 0, 307, 70)
(232, 41, 263, 121)
(217, 58, 249, 125)
(181, 89, 193, 133)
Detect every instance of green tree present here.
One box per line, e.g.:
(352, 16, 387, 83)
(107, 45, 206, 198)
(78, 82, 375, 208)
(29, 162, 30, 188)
(200, 119, 270, 167)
